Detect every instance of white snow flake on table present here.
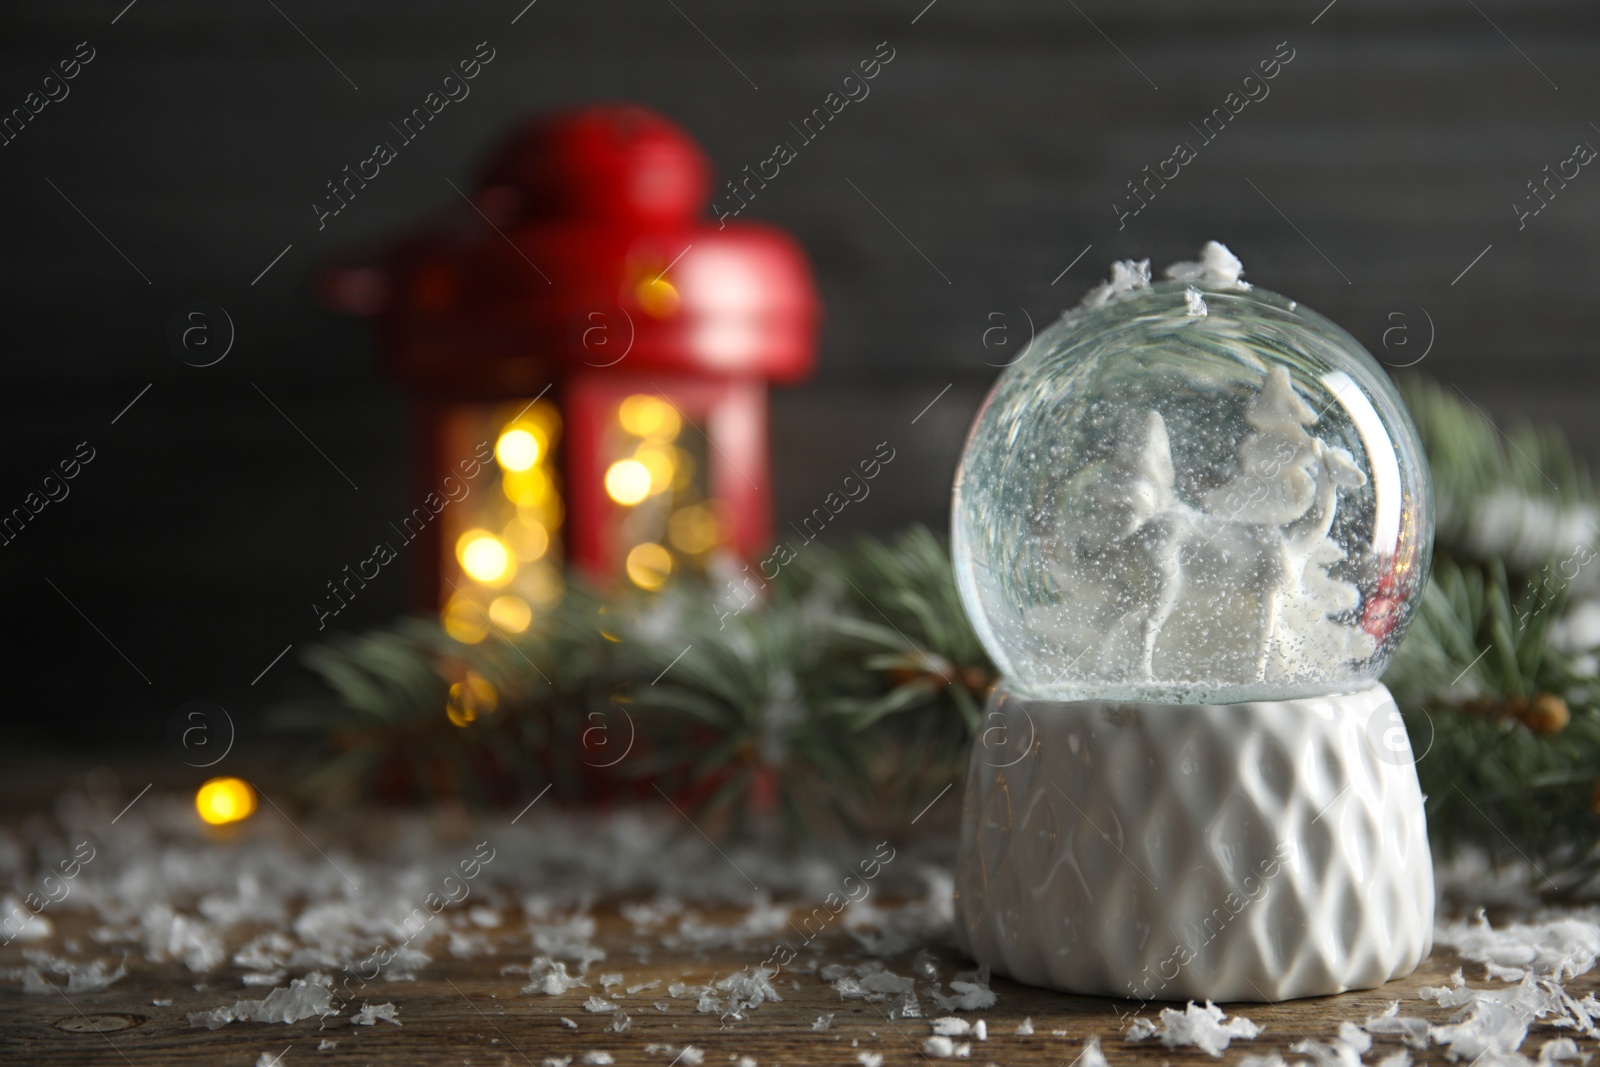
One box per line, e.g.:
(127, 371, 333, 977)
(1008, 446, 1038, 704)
(349, 1000, 400, 1025)
(1127, 1000, 1262, 1056)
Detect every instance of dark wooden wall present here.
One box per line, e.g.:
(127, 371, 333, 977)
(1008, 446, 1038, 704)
(2, 0, 1597, 743)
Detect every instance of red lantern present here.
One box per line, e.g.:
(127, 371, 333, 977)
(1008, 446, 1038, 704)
(319, 105, 819, 637)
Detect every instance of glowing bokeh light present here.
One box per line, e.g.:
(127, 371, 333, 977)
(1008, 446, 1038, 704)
(625, 542, 674, 590)
(446, 673, 499, 727)
(668, 504, 722, 555)
(633, 443, 676, 495)
(605, 459, 653, 505)
(495, 428, 542, 472)
(195, 777, 256, 826)
(502, 466, 551, 507)
(618, 395, 682, 440)
(503, 516, 550, 562)
(458, 530, 514, 585)
(488, 594, 533, 633)
(442, 593, 490, 644)
(635, 275, 680, 318)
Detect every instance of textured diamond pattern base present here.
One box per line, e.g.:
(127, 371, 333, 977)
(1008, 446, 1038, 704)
(954, 684, 1433, 1002)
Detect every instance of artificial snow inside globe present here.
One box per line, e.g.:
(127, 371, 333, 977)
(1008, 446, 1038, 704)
(953, 241, 1431, 702)
(951, 243, 1436, 1003)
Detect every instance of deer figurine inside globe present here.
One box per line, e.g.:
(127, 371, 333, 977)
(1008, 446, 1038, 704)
(951, 243, 1435, 1002)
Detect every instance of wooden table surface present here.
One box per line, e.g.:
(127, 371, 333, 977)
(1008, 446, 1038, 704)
(2, 901, 1586, 1067)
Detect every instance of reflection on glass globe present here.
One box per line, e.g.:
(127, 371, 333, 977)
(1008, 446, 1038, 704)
(952, 246, 1432, 703)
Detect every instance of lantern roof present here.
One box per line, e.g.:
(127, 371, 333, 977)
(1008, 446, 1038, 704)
(318, 104, 819, 397)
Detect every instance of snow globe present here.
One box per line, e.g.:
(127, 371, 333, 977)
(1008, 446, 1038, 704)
(951, 243, 1435, 1002)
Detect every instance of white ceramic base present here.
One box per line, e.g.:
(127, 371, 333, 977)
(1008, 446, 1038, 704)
(954, 683, 1433, 1002)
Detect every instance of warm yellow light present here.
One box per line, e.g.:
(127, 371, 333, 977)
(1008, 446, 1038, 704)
(458, 530, 514, 585)
(635, 275, 680, 318)
(625, 542, 674, 591)
(495, 428, 542, 472)
(618, 395, 682, 440)
(195, 777, 256, 826)
(536, 493, 565, 530)
(668, 504, 723, 555)
(523, 401, 562, 445)
(442, 593, 490, 644)
(503, 516, 550, 562)
(503, 467, 551, 507)
(525, 565, 564, 606)
(488, 595, 533, 633)
(446, 672, 499, 727)
(633, 443, 676, 495)
(605, 459, 652, 505)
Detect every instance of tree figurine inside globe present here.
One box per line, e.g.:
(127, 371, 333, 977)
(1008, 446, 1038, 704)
(951, 243, 1435, 1003)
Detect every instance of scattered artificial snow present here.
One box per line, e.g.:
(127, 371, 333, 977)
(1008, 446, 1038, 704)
(559, 1016, 577, 1029)
(930, 1016, 970, 1036)
(532, 913, 606, 973)
(1165, 240, 1250, 290)
(1416, 943, 1600, 1066)
(580, 1054, 614, 1066)
(667, 977, 726, 1014)
(1184, 286, 1208, 317)
(857, 1054, 884, 1067)
(831, 963, 915, 1002)
(0, 899, 52, 942)
(1365, 1001, 1432, 1048)
(10, 953, 127, 994)
(717, 965, 783, 1017)
(524, 958, 589, 995)
(1340, 1020, 1373, 1053)
(813, 1013, 834, 1030)
(1434, 909, 1600, 981)
(1080, 259, 1152, 310)
(922, 1035, 971, 1058)
(929, 966, 996, 1011)
(1540, 1037, 1590, 1064)
(1078, 1035, 1111, 1067)
(17, 791, 1600, 1067)
(242, 972, 284, 986)
(1126, 1001, 1262, 1057)
(583, 995, 614, 1012)
(143, 902, 227, 972)
(349, 1001, 400, 1026)
(187, 972, 334, 1029)
(317, 1038, 336, 1050)
(1288, 1020, 1370, 1067)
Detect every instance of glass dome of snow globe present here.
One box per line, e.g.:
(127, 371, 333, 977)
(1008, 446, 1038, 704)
(952, 243, 1432, 703)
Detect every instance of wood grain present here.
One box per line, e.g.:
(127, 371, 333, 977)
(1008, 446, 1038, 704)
(2, 903, 1589, 1066)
